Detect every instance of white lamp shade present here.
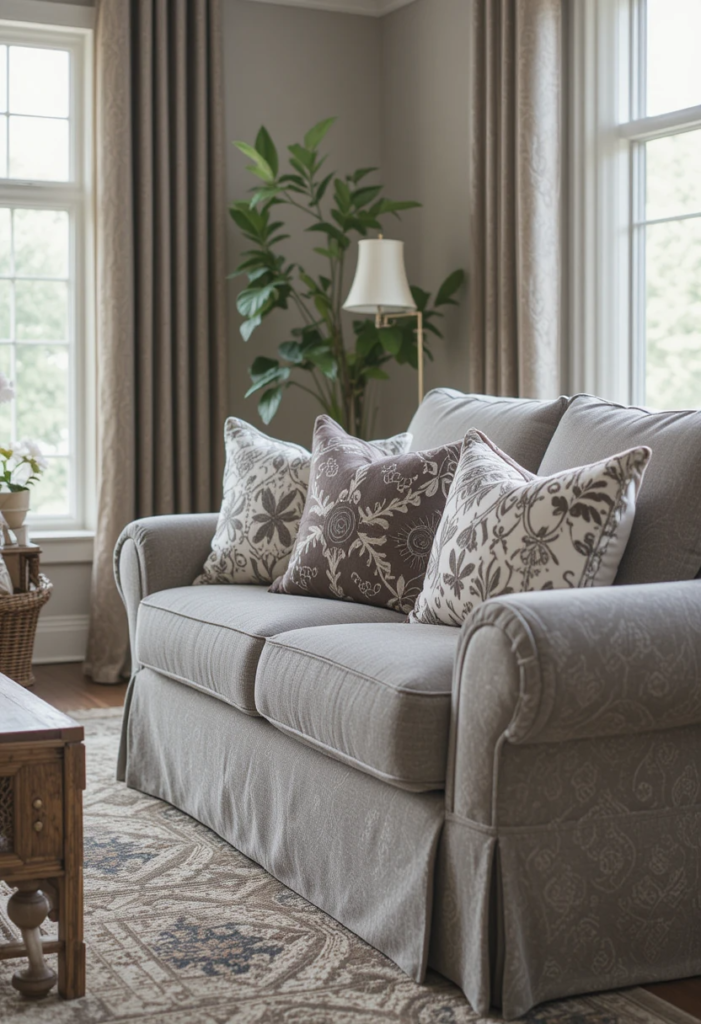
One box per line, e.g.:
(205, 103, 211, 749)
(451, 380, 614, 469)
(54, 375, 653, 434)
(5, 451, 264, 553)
(343, 238, 416, 314)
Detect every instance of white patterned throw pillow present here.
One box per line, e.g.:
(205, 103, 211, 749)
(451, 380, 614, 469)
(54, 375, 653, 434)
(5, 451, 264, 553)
(410, 430, 651, 627)
(196, 418, 412, 586)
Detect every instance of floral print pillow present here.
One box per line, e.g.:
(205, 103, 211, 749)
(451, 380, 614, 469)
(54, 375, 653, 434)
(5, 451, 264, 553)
(271, 416, 461, 612)
(195, 418, 412, 586)
(410, 430, 651, 627)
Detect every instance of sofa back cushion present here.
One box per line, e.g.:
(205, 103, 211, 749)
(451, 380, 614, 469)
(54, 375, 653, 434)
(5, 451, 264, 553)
(407, 389, 568, 473)
(538, 394, 701, 584)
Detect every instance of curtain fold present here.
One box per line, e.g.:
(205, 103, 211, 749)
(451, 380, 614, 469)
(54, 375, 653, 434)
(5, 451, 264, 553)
(470, 0, 562, 398)
(86, 0, 227, 683)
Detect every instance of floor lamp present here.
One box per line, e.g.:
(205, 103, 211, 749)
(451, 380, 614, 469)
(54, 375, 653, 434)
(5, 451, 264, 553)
(343, 237, 425, 406)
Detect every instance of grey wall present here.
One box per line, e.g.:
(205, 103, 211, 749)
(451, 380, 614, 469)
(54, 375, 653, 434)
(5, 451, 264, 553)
(377, 0, 471, 437)
(223, 0, 382, 447)
(222, 0, 471, 444)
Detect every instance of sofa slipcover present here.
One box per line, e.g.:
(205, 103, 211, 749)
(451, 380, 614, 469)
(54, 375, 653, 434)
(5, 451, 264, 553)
(136, 586, 405, 714)
(124, 666, 445, 982)
(256, 621, 457, 790)
(538, 393, 701, 583)
(407, 388, 568, 472)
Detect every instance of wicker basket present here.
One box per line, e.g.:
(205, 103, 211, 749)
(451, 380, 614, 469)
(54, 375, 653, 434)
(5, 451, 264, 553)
(0, 574, 52, 686)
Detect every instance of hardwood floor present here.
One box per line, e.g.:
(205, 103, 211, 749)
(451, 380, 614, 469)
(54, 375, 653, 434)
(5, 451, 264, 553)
(31, 661, 127, 712)
(26, 662, 701, 1021)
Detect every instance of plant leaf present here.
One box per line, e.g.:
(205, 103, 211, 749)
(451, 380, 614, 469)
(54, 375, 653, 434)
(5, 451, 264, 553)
(410, 285, 432, 311)
(245, 365, 290, 398)
(306, 348, 337, 378)
(237, 282, 280, 318)
(315, 172, 334, 204)
(355, 322, 381, 358)
(288, 143, 315, 171)
(234, 141, 274, 183)
(255, 125, 278, 178)
(240, 314, 262, 342)
(249, 355, 280, 380)
(349, 167, 378, 184)
(334, 177, 352, 212)
(435, 269, 466, 306)
(379, 327, 402, 355)
(352, 185, 383, 208)
(306, 221, 348, 246)
(258, 386, 284, 424)
(375, 198, 422, 216)
(279, 341, 304, 364)
(304, 117, 336, 152)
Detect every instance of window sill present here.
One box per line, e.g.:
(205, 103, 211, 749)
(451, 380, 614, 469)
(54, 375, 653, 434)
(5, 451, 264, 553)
(26, 529, 95, 565)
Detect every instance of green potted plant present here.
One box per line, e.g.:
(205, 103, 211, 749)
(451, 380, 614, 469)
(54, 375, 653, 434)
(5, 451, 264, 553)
(230, 118, 465, 438)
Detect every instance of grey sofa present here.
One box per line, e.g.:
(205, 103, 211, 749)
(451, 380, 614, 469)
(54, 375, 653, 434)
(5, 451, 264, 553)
(115, 389, 701, 1019)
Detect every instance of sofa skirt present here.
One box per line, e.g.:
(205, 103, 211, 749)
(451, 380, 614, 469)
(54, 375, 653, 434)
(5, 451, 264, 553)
(119, 666, 446, 982)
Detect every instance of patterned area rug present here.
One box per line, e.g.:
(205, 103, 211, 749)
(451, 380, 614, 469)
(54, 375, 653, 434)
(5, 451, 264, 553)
(0, 710, 695, 1024)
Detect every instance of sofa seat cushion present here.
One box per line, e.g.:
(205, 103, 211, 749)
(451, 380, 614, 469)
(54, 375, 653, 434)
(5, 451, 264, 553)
(135, 586, 405, 715)
(255, 621, 458, 791)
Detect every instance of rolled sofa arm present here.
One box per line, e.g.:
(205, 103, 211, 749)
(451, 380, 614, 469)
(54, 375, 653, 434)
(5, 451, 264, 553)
(114, 514, 218, 656)
(449, 580, 701, 824)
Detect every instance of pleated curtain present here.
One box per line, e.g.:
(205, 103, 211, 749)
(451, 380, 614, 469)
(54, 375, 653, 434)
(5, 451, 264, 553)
(469, 0, 563, 398)
(85, 0, 228, 683)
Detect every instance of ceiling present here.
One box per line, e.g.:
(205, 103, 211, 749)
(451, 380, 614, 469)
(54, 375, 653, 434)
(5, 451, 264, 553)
(245, 0, 417, 17)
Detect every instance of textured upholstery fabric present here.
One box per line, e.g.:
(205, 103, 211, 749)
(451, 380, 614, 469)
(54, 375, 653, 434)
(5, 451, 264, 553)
(136, 586, 405, 714)
(122, 667, 444, 982)
(115, 514, 219, 661)
(256, 622, 457, 790)
(539, 394, 701, 583)
(411, 431, 650, 626)
(441, 581, 701, 1017)
(407, 389, 568, 472)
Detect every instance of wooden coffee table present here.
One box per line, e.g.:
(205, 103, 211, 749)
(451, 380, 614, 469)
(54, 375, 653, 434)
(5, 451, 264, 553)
(0, 673, 85, 999)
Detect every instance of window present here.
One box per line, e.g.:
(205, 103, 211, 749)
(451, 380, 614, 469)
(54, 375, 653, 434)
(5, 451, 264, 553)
(624, 0, 701, 408)
(0, 21, 92, 529)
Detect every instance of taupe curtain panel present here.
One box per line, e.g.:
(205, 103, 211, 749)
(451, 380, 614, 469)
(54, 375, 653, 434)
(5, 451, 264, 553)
(470, 0, 562, 398)
(86, 0, 227, 683)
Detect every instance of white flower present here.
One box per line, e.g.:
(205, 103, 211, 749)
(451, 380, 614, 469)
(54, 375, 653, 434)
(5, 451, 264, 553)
(18, 437, 48, 470)
(0, 372, 14, 404)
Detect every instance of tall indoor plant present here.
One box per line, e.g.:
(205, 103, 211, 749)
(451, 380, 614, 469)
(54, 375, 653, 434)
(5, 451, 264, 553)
(231, 118, 464, 438)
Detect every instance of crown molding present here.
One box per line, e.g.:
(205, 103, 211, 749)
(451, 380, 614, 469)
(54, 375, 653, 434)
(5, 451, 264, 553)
(244, 0, 416, 17)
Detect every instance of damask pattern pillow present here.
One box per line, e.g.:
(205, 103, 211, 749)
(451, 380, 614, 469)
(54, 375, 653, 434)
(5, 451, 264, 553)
(196, 417, 412, 586)
(410, 430, 651, 627)
(271, 415, 461, 613)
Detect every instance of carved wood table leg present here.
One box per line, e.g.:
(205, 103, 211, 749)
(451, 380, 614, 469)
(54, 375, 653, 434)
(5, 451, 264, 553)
(57, 740, 86, 998)
(6, 882, 57, 998)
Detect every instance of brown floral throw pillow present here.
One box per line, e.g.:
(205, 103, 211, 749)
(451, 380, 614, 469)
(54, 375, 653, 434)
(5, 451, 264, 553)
(271, 416, 461, 612)
(410, 429, 651, 627)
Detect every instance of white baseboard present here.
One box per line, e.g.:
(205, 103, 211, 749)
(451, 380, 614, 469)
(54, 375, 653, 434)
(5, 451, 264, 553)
(33, 613, 89, 664)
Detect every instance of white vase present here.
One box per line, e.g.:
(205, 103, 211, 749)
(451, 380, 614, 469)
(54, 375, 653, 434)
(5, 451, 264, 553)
(0, 490, 30, 529)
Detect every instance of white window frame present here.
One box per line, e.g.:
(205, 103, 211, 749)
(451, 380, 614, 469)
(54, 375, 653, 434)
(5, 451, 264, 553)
(0, 5, 94, 534)
(568, 0, 701, 409)
(620, 0, 701, 405)
(567, 0, 633, 404)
